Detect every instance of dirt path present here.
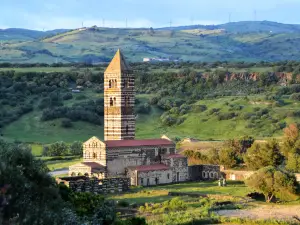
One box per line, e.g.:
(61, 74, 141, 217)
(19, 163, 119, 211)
(215, 205, 300, 220)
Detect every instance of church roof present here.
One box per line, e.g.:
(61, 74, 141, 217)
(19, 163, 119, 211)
(82, 162, 106, 173)
(104, 49, 131, 73)
(105, 138, 174, 148)
(166, 154, 186, 159)
(128, 164, 170, 172)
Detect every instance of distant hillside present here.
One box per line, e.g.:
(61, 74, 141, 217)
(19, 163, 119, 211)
(160, 21, 300, 33)
(1, 21, 300, 63)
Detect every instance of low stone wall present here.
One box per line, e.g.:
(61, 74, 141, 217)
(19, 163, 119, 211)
(57, 177, 130, 194)
(221, 170, 254, 181)
(188, 165, 220, 181)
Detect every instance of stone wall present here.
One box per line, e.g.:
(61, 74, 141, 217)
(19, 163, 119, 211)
(188, 165, 220, 181)
(137, 169, 172, 186)
(58, 177, 130, 194)
(221, 170, 254, 181)
(106, 145, 175, 176)
(170, 157, 189, 182)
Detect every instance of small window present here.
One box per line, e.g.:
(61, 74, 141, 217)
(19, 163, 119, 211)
(126, 125, 129, 134)
(167, 174, 170, 179)
(110, 97, 113, 106)
(93, 153, 97, 159)
(113, 97, 116, 105)
(114, 79, 117, 88)
(141, 178, 144, 185)
(109, 80, 112, 88)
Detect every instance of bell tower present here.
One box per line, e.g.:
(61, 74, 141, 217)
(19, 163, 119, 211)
(104, 49, 135, 140)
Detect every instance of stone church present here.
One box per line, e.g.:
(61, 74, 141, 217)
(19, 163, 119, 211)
(69, 50, 189, 186)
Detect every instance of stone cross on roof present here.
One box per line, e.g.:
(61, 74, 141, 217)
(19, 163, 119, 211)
(105, 49, 131, 73)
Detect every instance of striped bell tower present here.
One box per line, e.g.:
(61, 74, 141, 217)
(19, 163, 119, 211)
(104, 49, 135, 140)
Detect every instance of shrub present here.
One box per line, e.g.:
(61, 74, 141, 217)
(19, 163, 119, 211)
(290, 93, 300, 101)
(192, 104, 207, 112)
(136, 103, 151, 114)
(62, 93, 73, 100)
(217, 112, 237, 120)
(117, 200, 130, 207)
(61, 119, 73, 128)
(75, 94, 87, 100)
(208, 108, 220, 115)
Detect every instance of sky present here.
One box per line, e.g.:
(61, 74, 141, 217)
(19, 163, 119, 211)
(0, 0, 300, 30)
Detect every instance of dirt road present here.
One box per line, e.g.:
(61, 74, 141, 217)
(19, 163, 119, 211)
(215, 205, 300, 220)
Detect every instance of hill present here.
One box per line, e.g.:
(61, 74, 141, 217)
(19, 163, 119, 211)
(1, 61, 300, 144)
(1, 21, 300, 63)
(162, 21, 300, 33)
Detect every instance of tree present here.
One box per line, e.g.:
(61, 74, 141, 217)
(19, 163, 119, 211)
(286, 153, 300, 173)
(219, 148, 237, 169)
(282, 123, 300, 157)
(43, 142, 69, 156)
(70, 141, 83, 156)
(244, 139, 283, 170)
(246, 166, 298, 202)
(0, 140, 77, 224)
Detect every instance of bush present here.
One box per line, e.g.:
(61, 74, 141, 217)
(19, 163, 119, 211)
(208, 108, 220, 115)
(290, 93, 300, 101)
(117, 200, 130, 207)
(61, 119, 73, 128)
(192, 104, 207, 112)
(62, 93, 73, 100)
(217, 112, 237, 120)
(75, 94, 87, 100)
(42, 141, 69, 156)
(136, 103, 151, 114)
(70, 141, 83, 155)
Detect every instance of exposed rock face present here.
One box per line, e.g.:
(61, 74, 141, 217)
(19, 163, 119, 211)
(202, 72, 297, 85)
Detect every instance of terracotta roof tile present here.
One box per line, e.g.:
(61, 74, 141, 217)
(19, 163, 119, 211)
(105, 138, 174, 148)
(166, 154, 186, 159)
(82, 162, 106, 172)
(128, 164, 170, 172)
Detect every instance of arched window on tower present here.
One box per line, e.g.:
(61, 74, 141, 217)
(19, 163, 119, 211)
(125, 78, 130, 88)
(109, 80, 112, 88)
(110, 97, 114, 106)
(126, 125, 129, 134)
(93, 153, 97, 159)
(125, 96, 129, 106)
(113, 97, 116, 106)
(114, 79, 117, 88)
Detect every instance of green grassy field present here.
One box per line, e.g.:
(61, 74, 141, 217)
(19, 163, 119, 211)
(2, 93, 299, 144)
(110, 181, 251, 205)
(45, 157, 82, 171)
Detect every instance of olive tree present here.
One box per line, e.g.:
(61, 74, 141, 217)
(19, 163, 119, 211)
(246, 166, 298, 202)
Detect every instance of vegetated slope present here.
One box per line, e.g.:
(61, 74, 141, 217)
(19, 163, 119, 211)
(160, 21, 300, 33)
(2, 21, 300, 63)
(2, 61, 300, 143)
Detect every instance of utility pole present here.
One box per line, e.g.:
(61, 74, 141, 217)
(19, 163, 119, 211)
(126, 18, 128, 28)
(191, 16, 194, 26)
(102, 18, 105, 27)
(169, 20, 172, 28)
(82, 21, 84, 28)
(228, 13, 232, 23)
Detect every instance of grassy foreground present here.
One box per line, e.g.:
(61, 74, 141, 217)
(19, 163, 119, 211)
(110, 181, 299, 225)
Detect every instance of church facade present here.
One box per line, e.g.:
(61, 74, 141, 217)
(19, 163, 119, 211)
(69, 49, 189, 186)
